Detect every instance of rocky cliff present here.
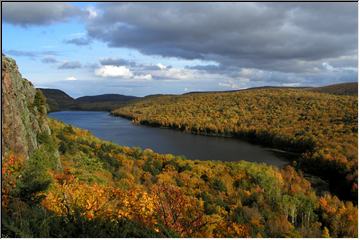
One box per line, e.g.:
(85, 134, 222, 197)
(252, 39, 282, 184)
(2, 55, 50, 159)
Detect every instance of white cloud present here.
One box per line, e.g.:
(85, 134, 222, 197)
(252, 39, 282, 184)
(218, 82, 239, 89)
(321, 62, 357, 73)
(66, 76, 77, 81)
(95, 65, 133, 78)
(239, 68, 254, 77)
(86, 6, 98, 19)
(153, 67, 198, 80)
(218, 76, 250, 89)
(95, 65, 153, 81)
(134, 74, 152, 81)
(157, 63, 167, 70)
(282, 83, 301, 87)
(322, 62, 335, 71)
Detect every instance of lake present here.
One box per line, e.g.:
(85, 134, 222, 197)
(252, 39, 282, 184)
(49, 111, 290, 167)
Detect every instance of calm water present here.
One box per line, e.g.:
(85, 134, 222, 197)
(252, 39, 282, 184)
(49, 111, 289, 167)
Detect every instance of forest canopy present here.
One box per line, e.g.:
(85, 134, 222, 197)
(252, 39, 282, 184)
(2, 119, 358, 237)
(113, 89, 358, 201)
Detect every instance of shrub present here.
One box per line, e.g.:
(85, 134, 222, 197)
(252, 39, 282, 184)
(143, 158, 163, 176)
(211, 178, 227, 192)
(33, 90, 47, 115)
(14, 150, 52, 203)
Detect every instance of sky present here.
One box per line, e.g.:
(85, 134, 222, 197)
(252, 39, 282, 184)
(2, 2, 358, 97)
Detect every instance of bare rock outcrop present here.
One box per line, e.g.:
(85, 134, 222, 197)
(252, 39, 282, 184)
(2, 55, 50, 159)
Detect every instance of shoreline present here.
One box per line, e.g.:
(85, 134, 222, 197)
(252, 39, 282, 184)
(111, 111, 349, 201)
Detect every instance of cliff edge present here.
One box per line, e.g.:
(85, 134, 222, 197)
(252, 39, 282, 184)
(2, 55, 50, 159)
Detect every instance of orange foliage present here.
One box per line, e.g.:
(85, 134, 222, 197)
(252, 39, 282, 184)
(319, 194, 358, 237)
(214, 221, 250, 237)
(42, 182, 111, 218)
(42, 181, 209, 237)
(2, 154, 24, 208)
(42, 181, 157, 226)
(151, 184, 207, 237)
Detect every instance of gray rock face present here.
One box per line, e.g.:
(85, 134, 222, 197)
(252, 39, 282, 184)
(2, 55, 50, 159)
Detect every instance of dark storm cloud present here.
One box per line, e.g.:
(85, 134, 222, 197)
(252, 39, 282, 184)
(87, 2, 357, 75)
(58, 61, 82, 69)
(2, 2, 84, 26)
(64, 36, 92, 46)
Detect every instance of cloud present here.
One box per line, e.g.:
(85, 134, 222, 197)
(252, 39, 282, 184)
(83, 63, 100, 69)
(156, 63, 167, 70)
(321, 62, 357, 73)
(86, 6, 98, 19)
(218, 82, 241, 89)
(66, 76, 77, 81)
(282, 83, 301, 87)
(42, 56, 59, 63)
(58, 61, 82, 69)
(98, 57, 202, 81)
(99, 58, 136, 67)
(64, 36, 92, 46)
(87, 2, 357, 77)
(322, 62, 335, 71)
(6, 50, 37, 58)
(134, 74, 152, 81)
(10, 2, 354, 94)
(2, 2, 84, 26)
(97, 56, 351, 87)
(95, 65, 134, 78)
(6, 50, 57, 59)
(95, 62, 154, 81)
(151, 67, 199, 81)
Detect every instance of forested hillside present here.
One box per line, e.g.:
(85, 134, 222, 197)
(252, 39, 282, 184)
(112, 89, 358, 201)
(3, 119, 358, 237)
(2, 56, 358, 237)
(39, 88, 139, 112)
(310, 82, 358, 96)
(37, 88, 75, 112)
(183, 82, 357, 96)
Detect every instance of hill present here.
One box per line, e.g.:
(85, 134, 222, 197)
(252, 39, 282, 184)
(184, 82, 357, 96)
(40, 82, 356, 113)
(76, 94, 138, 103)
(184, 86, 310, 95)
(310, 82, 358, 96)
(38, 88, 76, 112)
(112, 88, 358, 201)
(39, 88, 139, 112)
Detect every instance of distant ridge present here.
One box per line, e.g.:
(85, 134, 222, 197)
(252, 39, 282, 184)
(39, 88, 139, 112)
(183, 86, 310, 95)
(183, 82, 357, 96)
(77, 94, 138, 103)
(310, 82, 358, 96)
(39, 88, 74, 101)
(40, 82, 357, 112)
(38, 88, 75, 112)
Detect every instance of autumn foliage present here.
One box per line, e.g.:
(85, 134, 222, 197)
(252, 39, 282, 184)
(2, 154, 24, 208)
(2, 118, 358, 237)
(113, 89, 357, 200)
